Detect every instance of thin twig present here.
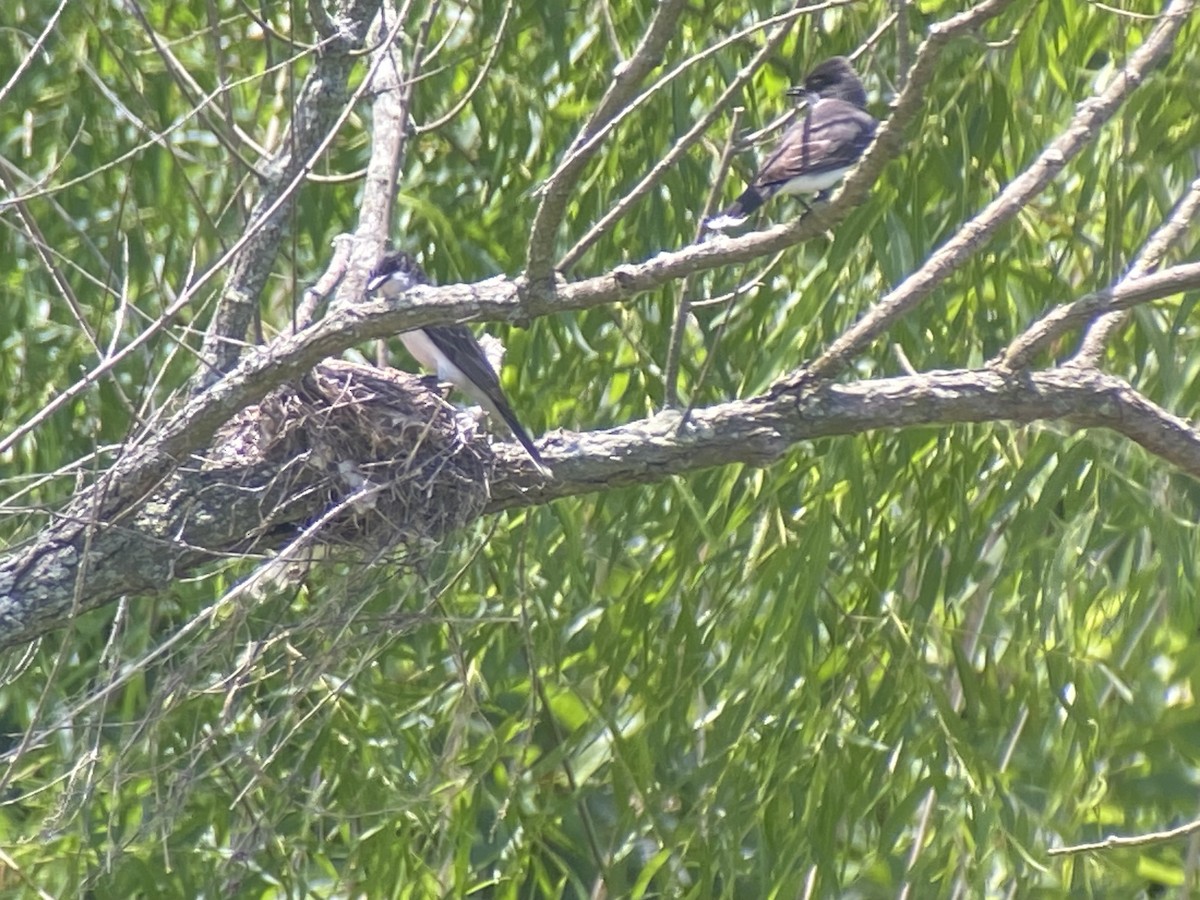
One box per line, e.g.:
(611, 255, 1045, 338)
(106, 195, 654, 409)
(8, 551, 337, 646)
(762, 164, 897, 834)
(0, 0, 70, 108)
(196, 0, 386, 385)
(557, 16, 798, 273)
(525, 0, 690, 283)
(0, 44, 316, 212)
(295, 234, 357, 332)
(1049, 817, 1200, 856)
(124, 0, 268, 174)
(0, 166, 138, 420)
(999, 261, 1200, 370)
(1072, 170, 1200, 365)
(0, 2, 390, 459)
(664, 107, 746, 408)
(416, 0, 513, 134)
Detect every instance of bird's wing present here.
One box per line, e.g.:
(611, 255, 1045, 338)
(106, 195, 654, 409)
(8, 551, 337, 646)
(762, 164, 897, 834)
(423, 325, 504, 395)
(753, 99, 876, 192)
(423, 325, 549, 472)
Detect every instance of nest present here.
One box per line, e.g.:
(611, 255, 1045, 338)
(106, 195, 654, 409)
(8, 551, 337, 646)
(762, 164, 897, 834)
(210, 359, 495, 564)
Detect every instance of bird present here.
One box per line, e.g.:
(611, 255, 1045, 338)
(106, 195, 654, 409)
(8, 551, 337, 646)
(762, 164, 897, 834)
(365, 251, 550, 475)
(705, 56, 877, 231)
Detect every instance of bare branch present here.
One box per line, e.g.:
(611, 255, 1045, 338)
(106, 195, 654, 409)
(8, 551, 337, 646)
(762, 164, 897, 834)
(0, 1, 392, 459)
(0, 213, 824, 479)
(816, 0, 1020, 216)
(25, 156, 1192, 495)
(999, 262, 1200, 370)
(0, 165, 138, 420)
(524, 0, 689, 282)
(0, 0, 70, 108)
(1072, 170, 1200, 365)
(416, 0, 513, 135)
(1049, 817, 1200, 856)
(295, 233, 356, 331)
(336, 0, 427, 299)
(493, 366, 1200, 509)
(196, 0, 382, 385)
(557, 17, 796, 273)
(6, 364, 1199, 651)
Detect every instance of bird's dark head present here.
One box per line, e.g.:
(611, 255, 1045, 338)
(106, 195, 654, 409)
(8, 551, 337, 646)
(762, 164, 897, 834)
(366, 250, 431, 297)
(786, 56, 867, 108)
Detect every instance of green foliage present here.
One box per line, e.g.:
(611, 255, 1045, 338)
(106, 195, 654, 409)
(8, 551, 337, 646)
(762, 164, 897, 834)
(2, 0, 1200, 896)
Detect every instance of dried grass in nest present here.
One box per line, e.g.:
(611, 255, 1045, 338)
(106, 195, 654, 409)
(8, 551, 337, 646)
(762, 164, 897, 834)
(212, 359, 495, 563)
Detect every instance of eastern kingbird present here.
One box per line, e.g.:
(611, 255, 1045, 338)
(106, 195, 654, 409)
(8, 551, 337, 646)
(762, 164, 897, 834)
(366, 251, 550, 475)
(706, 56, 877, 231)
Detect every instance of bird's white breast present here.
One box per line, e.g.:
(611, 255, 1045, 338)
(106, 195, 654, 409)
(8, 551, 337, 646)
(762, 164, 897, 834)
(776, 166, 851, 195)
(401, 330, 464, 385)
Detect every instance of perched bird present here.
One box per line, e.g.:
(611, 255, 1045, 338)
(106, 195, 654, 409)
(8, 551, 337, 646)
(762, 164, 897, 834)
(706, 56, 877, 231)
(366, 251, 550, 475)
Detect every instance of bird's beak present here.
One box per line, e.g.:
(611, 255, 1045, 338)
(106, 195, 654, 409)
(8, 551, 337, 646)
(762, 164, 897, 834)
(785, 86, 819, 109)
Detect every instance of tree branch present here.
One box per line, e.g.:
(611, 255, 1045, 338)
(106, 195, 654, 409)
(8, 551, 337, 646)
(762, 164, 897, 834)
(0, 1, 393, 460)
(338, 0, 429, 301)
(5, 363, 1199, 651)
(524, 0, 689, 283)
(491, 366, 1200, 508)
(0, 0, 69, 108)
(39, 219, 889, 518)
(999, 262, 1200, 370)
(557, 15, 796, 273)
(195, 0, 381, 387)
(1072, 169, 1200, 365)
(816, 0, 1021, 215)
(1048, 817, 1200, 857)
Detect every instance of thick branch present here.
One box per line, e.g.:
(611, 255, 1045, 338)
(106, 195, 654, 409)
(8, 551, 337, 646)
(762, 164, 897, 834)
(56, 227, 877, 520)
(4, 364, 1199, 651)
(339, 0, 427, 301)
(489, 365, 1200, 510)
(0, 0, 1016, 466)
(27, 167, 1198, 540)
(195, 0, 380, 386)
(0, 362, 482, 651)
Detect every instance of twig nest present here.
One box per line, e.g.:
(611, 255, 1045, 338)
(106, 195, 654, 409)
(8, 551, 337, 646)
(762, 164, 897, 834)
(210, 360, 494, 560)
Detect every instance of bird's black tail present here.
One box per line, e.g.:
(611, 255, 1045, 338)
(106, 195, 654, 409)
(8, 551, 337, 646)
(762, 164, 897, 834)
(705, 186, 765, 231)
(490, 401, 551, 476)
